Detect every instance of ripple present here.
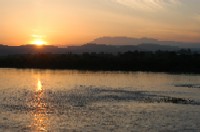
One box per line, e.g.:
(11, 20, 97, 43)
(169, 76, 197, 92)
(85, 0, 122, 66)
(175, 84, 200, 89)
(0, 87, 199, 113)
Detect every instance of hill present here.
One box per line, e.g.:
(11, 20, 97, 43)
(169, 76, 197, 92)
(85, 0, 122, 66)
(91, 36, 200, 49)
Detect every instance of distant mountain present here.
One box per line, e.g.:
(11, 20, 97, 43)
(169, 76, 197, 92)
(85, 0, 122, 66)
(1, 42, 200, 56)
(0, 44, 8, 47)
(91, 36, 200, 49)
(137, 43, 179, 51)
(66, 43, 179, 54)
(0, 45, 66, 56)
(91, 36, 159, 45)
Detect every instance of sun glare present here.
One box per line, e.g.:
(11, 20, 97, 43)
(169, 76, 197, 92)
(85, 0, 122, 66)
(30, 34, 47, 46)
(32, 39, 47, 46)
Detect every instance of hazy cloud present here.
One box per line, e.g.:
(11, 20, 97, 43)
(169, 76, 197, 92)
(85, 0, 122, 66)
(113, 0, 181, 12)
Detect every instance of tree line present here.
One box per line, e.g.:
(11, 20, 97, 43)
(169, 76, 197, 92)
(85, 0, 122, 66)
(0, 49, 200, 73)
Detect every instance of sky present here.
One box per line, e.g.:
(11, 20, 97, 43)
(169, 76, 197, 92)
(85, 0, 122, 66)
(0, 0, 200, 45)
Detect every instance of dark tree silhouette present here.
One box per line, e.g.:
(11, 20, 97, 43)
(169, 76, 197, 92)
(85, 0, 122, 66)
(0, 50, 200, 73)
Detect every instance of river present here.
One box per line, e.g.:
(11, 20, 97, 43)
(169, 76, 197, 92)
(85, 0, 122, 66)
(0, 69, 200, 131)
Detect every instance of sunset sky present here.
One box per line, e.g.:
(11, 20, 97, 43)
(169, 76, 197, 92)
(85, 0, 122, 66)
(1, 0, 200, 45)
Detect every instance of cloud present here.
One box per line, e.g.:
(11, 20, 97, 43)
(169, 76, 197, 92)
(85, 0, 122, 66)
(113, 0, 181, 12)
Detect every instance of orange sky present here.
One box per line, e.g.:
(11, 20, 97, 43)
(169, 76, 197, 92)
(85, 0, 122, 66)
(1, 0, 200, 45)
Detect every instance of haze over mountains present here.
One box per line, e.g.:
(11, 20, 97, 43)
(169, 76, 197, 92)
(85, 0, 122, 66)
(91, 37, 200, 49)
(1, 36, 200, 56)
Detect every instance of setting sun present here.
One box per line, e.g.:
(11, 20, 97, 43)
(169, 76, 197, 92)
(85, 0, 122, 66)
(31, 39, 47, 46)
(30, 34, 47, 46)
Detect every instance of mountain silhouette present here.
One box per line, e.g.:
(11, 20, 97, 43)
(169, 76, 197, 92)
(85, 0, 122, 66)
(91, 36, 158, 45)
(91, 36, 200, 48)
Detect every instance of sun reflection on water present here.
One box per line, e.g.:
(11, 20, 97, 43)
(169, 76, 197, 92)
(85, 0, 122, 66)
(37, 79, 43, 91)
(32, 78, 49, 131)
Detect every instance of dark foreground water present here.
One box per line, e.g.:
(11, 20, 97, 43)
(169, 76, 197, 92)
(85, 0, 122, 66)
(0, 69, 200, 131)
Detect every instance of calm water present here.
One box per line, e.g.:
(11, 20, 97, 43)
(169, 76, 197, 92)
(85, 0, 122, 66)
(0, 68, 200, 131)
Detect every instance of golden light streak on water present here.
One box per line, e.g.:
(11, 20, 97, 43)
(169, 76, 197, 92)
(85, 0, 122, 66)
(37, 79, 43, 91)
(32, 78, 49, 131)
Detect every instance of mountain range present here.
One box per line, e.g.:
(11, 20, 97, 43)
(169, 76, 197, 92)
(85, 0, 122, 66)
(91, 36, 200, 49)
(1, 36, 200, 56)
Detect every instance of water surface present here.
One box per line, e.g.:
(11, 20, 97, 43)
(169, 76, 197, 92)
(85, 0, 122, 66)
(0, 69, 200, 131)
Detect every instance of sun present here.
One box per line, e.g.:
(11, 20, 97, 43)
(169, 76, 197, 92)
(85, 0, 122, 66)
(32, 39, 47, 46)
(30, 34, 47, 46)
